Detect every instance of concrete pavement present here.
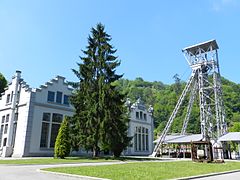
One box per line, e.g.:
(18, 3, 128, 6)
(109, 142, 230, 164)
(0, 162, 125, 180)
(1, 159, 240, 180)
(193, 171, 240, 180)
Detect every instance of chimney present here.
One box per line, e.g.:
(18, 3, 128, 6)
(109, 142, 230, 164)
(15, 70, 21, 79)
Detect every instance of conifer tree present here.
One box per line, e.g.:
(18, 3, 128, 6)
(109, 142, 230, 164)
(0, 73, 7, 96)
(70, 23, 130, 157)
(54, 117, 71, 159)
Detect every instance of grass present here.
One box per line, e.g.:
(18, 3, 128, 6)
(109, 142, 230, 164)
(44, 161, 240, 180)
(0, 156, 116, 165)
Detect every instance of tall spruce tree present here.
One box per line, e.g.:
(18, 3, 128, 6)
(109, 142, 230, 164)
(70, 23, 130, 157)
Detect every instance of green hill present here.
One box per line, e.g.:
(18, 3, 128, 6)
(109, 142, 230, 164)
(115, 77, 240, 136)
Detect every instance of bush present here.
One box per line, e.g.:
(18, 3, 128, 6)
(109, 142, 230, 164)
(54, 117, 71, 159)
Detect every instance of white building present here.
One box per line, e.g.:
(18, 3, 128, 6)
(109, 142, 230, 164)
(0, 71, 154, 157)
(0, 71, 74, 157)
(124, 98, 154, 156)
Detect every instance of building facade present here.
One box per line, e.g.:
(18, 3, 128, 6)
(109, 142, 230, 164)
(0, 71, 154, 157)
(124, 98, 154, 156)
(0, 71, 74, 157)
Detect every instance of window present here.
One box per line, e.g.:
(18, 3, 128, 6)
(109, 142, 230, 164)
(43, 113, 50, 122)
(63, 95, 69, 105)
(6, 114, 9, 123)
(12, 122, 17, 147)
(134, 127, 138, 151)
(47, 91, 55, 102)
(50, 124, 60, 147)
(3, 138, 7, 146)
(136, 112, 139, 119)
(0, 125, 4, 146)
(16, 91, 20, 103)
(10, 91, 13, 102)
(146, 129, 149, 151)
(40, 122, 49, 148)
(140, 111, 143, 119)
(52, 113, 63, 123)
(40, 113, 51, 148)
(56, 91, 62, 104)
(142, 127, 145, 151)
(50, 113, 63, 147)
(1, 116, 5, 124)
(134, 126, 149, 152)
(40, 113, 63, 148)
(6, 94, 10, 104)
(144, 113, 147, 120)
(138, 127, 141, 151)
(4, 124, 8, 134)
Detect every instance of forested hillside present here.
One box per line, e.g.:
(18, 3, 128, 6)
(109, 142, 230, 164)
(115, 77, 240, 135)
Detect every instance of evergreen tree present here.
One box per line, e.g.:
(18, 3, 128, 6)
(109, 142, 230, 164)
(173, 73, 181, 95)
(70, 23, 130, 157)
(54, 117, 71, 159)
(0, 73, 7, 96)
(100, 86, 130, 157)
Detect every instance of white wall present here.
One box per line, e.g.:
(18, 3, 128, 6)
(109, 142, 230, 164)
(12, 89, 32, 157)
(1, 73, 74, 157)
(27, 76, 74, 156)
(29, 105, 73, 154)
(125, 100, 154, 156)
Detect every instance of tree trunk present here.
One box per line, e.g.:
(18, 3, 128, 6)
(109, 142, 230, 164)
(92, 145, 99, 157)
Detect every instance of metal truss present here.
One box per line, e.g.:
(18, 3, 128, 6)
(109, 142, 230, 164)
(152, 40, 227, 157)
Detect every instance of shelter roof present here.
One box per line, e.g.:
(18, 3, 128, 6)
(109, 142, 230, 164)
(154, 134, 203, 144)
(218, 132, 240, 142)
(153, 135, 185, 143)
(166, 134, 203, 144)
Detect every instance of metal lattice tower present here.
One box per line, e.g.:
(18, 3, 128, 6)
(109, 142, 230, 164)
(152, 40, 227, 157)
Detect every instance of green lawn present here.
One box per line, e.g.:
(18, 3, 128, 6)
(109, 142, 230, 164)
(0, 157, 116, 165)
(44, 161, 240, 180)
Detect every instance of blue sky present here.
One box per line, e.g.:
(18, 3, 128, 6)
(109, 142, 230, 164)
(1, 0, 240, 87)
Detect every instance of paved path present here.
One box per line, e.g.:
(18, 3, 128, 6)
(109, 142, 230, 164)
(1, 159, 240, 180)
(0, 162, 125, 180)
(196, 171, 240, 180)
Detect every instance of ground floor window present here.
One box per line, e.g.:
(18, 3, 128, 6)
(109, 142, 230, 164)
(40, 112, 63, 148)
(0, 114, 9, 147)
(134, 126, 149, 152)
(40, 122, 50, 148)
(0, 125, 3, 146)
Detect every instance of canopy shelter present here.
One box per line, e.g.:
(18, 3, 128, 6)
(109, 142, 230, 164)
(154, 134, 203, 144)
(166, 134, 202, 144)
(218, 132, 240, 159)
(218, 132, 240, 142)
(154, 134, 203, 158)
